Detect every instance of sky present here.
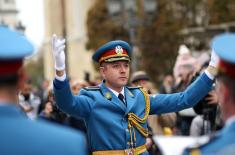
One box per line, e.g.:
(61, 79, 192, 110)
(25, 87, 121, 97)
(16, 0, 44, 49)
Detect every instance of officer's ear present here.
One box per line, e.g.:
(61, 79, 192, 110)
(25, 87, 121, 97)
(218, 81, 230, 106)
(99, 62, 107, 79)
(17, 67, 27, 91)
(100, 67, 105, 79)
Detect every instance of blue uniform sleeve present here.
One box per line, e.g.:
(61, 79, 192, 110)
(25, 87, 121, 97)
(53, 78, 94, 118)
(150, 73, 213, 114)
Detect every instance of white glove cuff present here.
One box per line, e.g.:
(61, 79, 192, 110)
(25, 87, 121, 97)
(209, 62, 216, 68)
(55, 64, 65, 71)
(55, 72, 66, 81)
(205, 69, 214, 80)
(209, 50, 219, 68)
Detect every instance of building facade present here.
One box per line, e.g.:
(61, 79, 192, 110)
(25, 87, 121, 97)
(43, 0, 96, 81)
(0, 0, 18, 27)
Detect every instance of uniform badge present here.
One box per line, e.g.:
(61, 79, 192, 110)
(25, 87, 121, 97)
(115, 45, 123, 55)
(105, 92, 112, 100)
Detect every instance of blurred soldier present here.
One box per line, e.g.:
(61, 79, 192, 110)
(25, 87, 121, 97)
(184, 33, 235, 154)
(52, 34, 216, 155)
(0, 25, 87, 155)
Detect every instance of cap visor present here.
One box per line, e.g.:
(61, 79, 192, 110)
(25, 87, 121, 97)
(104, 56, 130, 62)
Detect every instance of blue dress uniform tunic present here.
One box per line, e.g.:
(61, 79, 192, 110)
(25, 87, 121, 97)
(0, 105, 88, 155)
(183, 120, 235, 155)
(53, 72, 213, 154)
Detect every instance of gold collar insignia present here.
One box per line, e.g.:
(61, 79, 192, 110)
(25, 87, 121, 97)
(105, 92, 112, 99)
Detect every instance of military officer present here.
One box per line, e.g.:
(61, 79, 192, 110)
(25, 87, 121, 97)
(52, 34, 217, 155)
(183, 33, 235, 155)
(0, 25, 88, 155)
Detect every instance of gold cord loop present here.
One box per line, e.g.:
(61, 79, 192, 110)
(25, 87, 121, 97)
(127, 88, 150, 147)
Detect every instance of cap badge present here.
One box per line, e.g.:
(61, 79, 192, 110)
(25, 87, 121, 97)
(115, 46, 123, 55)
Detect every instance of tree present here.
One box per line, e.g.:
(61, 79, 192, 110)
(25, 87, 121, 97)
(208, 0, 235, 24)
(139, 0, 182, 83)
(86, 0, 235, 85)
(86, 0, 128, 51)
(24, 53, 44, 87)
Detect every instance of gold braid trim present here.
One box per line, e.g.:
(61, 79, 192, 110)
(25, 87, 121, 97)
(127, 88, 150, 138)
(190, 149, 201, 155)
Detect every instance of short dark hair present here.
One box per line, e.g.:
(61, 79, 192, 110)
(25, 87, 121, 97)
(100, 62, 107, 67)
(0, 73, 19, 87)
(218, 74, 235, 103)
(25, 78, 32, 85)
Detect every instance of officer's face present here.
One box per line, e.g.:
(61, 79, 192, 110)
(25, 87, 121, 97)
(100, 61, 130, 91)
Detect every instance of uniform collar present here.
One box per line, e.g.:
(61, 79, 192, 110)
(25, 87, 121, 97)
(108, 87, 125, 98)
(0, 104, 26, 118)
(225, 115, 235, 128)
(100, 81, 136, 114)
(100, 81, 126, 112)
(218, 115, 235, 136)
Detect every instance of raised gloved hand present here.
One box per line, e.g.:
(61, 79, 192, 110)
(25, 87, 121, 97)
(209, 49, 219, 68)
(51, 34, 66, 71)
(205, 50, 219, 80)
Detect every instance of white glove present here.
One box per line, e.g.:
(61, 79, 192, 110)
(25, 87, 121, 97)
(209, 49, 219, 68)
(51, 34, 66, 70)
(205, 49, 219, 80)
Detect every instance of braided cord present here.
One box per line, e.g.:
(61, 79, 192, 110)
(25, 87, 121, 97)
(128, 88, 150, 139)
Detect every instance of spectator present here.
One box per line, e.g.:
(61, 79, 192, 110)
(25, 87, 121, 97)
(159, 74, 175, 94)
(19, 79, 41, 120)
